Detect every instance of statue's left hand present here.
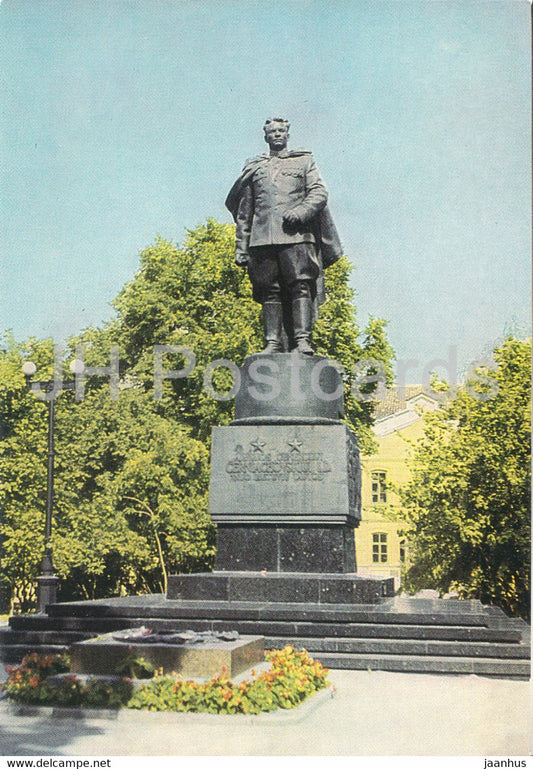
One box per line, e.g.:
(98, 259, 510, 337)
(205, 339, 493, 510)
(283, 210, 301, 226)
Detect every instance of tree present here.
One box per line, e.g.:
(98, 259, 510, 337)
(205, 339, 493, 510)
(53, 387, 214, 599)
(0, 336, 56, 612)
(0, 337, 214, 611)
(400, 338, 531, 619)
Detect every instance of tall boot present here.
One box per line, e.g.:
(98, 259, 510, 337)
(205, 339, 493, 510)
(258, 302, 283, 354)
(292, 297, 314, 355)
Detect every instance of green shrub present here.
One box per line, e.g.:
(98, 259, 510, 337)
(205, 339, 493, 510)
(115, 653, 155, 679)
(81, 677, 134, 708)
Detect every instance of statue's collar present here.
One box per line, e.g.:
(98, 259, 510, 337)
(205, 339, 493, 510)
(261, 148, 310, 160)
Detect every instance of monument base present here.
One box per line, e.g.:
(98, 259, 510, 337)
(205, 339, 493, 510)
(3, 594, 529, 678)
(209, 422, 361, 573)
(215, 525, 357, 572)
(167, 571, 394, 604)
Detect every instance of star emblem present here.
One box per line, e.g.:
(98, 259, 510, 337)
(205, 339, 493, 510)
(287, 438, 303, 453)
(250, 439, 266, 453)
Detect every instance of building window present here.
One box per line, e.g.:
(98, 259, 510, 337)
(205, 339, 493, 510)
(399, 539, 408, 563)
(371, 471, 387, 504)
(372, 532, 388, 563)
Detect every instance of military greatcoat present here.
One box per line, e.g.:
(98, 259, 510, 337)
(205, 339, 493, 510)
(230, 150, 328, 258)
(225, 149, 343, 305)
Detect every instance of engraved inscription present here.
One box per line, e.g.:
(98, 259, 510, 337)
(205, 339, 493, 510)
(226, 442, 331, 482)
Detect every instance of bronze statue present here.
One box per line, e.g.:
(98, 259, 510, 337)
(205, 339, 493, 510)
(226, 118, 342, 355)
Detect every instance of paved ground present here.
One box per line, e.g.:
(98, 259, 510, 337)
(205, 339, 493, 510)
(0, 667, 530, 756)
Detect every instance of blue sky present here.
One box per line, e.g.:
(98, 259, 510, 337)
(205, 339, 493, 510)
(0, 0, 530, 383)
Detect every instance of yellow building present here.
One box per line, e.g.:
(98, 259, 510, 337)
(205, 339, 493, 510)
(355, 386, 440, 588)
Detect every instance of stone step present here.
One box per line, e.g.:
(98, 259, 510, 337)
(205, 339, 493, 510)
(2, 644, 529, 678)
(0, 630, 95, 646)
(265, 635, 530, 659)
(8, 615, 134, 632)
(3, 594, 528, 679)
(5, 645, 527, 678)
(482, 613, 531, 642)
(5, 615, 522, 644)
(2, 624, 527, 666)
(313, 651, 531, 678)
(0, 644, 67, 664)
(44, 598, 491, 627)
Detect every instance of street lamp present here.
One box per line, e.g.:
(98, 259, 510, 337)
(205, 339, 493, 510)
(22, 358, 84, 613)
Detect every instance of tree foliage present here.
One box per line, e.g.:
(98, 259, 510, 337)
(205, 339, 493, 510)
(0, 336, 55, 611)
(400, 338, 531, 619)
(0, 337, 214, 612)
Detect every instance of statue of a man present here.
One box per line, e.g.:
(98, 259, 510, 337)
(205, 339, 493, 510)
(225, 118, 342, 355)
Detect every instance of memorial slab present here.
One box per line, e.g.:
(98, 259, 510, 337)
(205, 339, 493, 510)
(209, 423, 361, 525)
(70, 632, 265, 679)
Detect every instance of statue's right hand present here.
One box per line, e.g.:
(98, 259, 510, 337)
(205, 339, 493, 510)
(235, 253, 248, 268)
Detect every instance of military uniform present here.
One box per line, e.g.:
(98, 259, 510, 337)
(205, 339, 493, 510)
(234, 150, 328, 253)
(226, 148, 341, 353)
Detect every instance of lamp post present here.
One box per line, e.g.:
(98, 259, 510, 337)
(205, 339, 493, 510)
(22, 359, 84, 613)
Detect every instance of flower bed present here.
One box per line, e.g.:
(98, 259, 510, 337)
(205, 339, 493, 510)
(2, 646, 329, 714)
(3, 652, 133, 708)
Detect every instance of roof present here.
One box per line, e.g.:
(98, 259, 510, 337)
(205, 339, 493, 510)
(372, 386, 442, 437)
(373, 385, 428, 420)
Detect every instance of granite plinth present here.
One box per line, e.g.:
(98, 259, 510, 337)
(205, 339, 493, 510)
(215, 525, 357, 572)
(166, 572, 394, 604)
(233, 353, 343, 424)
(70, 632, 264, 678)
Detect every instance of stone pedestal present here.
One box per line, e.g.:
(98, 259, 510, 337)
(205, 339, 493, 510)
(209, 355, 360, 574)
(167, 353, 390, 605)
(233, 353, 344, 424)
(210, 421, 361, 572)
(214, 525, 356, 572)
